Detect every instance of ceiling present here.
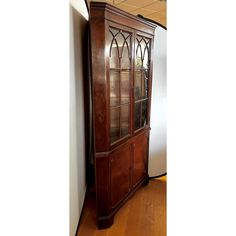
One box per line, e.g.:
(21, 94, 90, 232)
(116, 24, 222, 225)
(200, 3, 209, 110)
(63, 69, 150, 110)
(86, 0, 166, 27)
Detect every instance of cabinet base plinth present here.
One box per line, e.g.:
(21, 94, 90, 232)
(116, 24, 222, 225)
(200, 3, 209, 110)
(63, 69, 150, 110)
(143, 176, 149, 186)
(98, 215, 114, 229)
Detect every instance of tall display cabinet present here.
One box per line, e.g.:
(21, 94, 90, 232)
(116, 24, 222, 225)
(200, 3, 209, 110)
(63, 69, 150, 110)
(89, 2, 156, 229)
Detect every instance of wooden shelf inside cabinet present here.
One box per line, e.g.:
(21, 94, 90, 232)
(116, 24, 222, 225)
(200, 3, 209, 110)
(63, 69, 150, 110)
(110, 68, 131, 71)
(89, 1, 156, 229)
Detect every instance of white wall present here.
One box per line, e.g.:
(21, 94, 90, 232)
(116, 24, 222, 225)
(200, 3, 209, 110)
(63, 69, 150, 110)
(69, 1, 88, 236)
(149, 26, 167, 177)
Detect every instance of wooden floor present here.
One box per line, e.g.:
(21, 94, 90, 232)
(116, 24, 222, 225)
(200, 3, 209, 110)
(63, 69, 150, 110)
(77, 176, 166, 236)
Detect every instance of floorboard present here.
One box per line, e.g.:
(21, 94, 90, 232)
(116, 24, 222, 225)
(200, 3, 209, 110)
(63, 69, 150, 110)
(77, 176, 166, 236)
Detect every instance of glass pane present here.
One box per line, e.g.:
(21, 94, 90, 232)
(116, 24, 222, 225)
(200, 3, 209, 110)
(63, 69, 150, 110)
(134, 102, 141, 130)
(110, 48, 119, 68)
(136, 45, 142, 70)
(135, 36, 150, 70)
(142, 40, 149, 70)
(110, 108, 120, 143)
(142, 69, 148, 99)
(109, 29, 119, 69)
(134, 71, 141, 100)
(120, 104, 129, 137)
(112, 32, 126, 69)
(120, 71, 130, 104)
(141, 100, 148, 127)
(110, 70, 120, 107)
(120, 32, 131, 69)
(120, 51, 130, 69)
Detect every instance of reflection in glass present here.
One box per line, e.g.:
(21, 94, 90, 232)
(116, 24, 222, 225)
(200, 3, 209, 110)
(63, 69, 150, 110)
(142, 40, 149, 70)
(135, 36, 150, 70)
(134, 35, 151, 131)
(135, 102, 141, 130)
(141, 100, 148, 127)
(110, 46, 119, 69)
(110, 70, 120, 107)
(120, 32, 130, 69)
(120, 104, 129, 137)
(134, 71, 141, 100)
(110, 108, 120, 143)
(120, 53, 130, 69)
(120, 71, 130, 104)
(109, 28, 131, 70)
(109, 28, 119, 68)
(110, 47, 119, 69)
(142, 70, 148, 99)
(136, 45, 142, 70)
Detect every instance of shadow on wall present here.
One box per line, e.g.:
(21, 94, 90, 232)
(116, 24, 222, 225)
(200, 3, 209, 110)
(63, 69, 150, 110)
(149, 148, 167, 176)
(72, 6, 93, 190)
(70, 5, 89, 236)
(149, 25, 167, 177)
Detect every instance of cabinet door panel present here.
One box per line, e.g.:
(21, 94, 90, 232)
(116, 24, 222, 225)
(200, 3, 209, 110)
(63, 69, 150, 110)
(120, 104, 129, 137)
(108, 26, 132, 144)
(120, 71, 130, 105)
(110, 70, 120, 107)
(141, 100, 148, 127)
(134, 34, 151, 131)
(110, 107, 120, 143)
(133, 133, 148, 186)
(110, 144, 131, 207)
(134, 101, 141, 130)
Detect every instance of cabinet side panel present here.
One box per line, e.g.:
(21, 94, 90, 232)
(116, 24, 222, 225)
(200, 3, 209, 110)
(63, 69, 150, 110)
(95, 155, 110, 216)
(90, 7, 109, 152)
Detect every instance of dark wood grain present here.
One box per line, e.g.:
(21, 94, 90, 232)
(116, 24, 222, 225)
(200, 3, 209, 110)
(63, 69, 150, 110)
(110, 143, 131, 208)
(132, 132, 148, 187)
(89, 1, 156, 229)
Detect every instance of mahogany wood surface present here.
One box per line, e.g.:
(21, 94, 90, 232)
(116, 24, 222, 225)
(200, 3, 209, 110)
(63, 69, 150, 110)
(110, 143, 131, 208)
(132, 132, 148, 187)
(89, 2, 156, 229)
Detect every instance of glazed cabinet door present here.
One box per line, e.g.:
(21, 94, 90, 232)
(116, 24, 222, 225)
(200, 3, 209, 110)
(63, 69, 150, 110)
(132, 132, 148, 187)
(110, 144, 132, 207)
(134, 33, 152, 132)
(108, 25, 133, 145)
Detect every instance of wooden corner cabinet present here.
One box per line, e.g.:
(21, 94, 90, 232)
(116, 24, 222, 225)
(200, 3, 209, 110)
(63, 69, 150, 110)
(89, 2, 156, 229)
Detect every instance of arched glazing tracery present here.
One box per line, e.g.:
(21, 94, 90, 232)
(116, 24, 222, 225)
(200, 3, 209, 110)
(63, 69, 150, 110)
(134, 35, 151, 131)
(109, 27, 132, 143)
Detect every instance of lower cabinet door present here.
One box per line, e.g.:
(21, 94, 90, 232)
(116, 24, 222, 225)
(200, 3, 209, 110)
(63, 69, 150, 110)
(110, 144, 131, 208)
(132, 132, 148, 186)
